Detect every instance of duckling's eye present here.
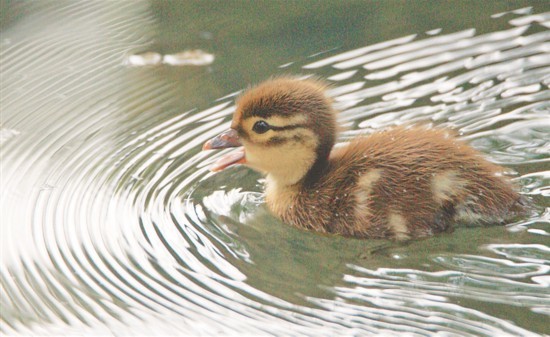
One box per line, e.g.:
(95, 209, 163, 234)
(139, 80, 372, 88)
(252, 120, 270, 134)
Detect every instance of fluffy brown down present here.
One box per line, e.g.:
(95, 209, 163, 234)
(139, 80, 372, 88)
(268, 126, 524, 239)
(206, 77, 526, 239)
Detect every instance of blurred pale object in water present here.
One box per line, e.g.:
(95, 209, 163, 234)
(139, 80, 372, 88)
(127, 52, 162, 66)
(163, 50, 215, 66)
(126, 49, 215, 66)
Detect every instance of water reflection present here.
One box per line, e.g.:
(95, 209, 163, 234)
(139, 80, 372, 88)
(1, 1, 549, 336)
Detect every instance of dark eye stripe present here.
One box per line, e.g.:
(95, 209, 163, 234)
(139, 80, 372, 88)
(269, 124, 308, 131)
(267, 136, 287, 145)
(240, 122, 308, 143)
(266, 134, 306, 146)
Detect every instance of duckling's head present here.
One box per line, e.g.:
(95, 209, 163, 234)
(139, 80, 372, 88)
(203, 77, 337, 186)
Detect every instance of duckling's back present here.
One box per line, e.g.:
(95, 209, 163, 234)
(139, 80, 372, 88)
(286, 127, 525, 239)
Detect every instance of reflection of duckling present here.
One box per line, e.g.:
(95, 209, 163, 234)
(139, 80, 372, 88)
(203, 77, 525, 239)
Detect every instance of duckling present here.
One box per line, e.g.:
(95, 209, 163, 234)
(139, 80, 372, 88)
(203, 77, 526, 239)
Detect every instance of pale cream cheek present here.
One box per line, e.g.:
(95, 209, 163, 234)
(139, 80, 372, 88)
(243, 140, 317, 186)
(265, 176, 300, 217)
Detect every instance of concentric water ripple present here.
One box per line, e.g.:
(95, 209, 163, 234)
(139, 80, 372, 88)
(1, 2, 549, 336)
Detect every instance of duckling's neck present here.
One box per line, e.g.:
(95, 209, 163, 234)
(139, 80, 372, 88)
(304, 156, 330, 186)
(265, 156, 329, 216)
(266, 156, 329, 191)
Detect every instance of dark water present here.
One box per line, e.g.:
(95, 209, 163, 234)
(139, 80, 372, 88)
(1, 1, 549, 336)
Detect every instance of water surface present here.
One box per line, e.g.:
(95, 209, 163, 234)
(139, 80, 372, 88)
(1, 1, 549, 336)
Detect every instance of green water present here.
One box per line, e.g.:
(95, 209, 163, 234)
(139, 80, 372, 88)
(1, 0, 549, 335)
(147, 1, 546, 107)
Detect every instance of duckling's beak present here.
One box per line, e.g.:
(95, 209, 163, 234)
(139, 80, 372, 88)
(203, 129, 246, 171)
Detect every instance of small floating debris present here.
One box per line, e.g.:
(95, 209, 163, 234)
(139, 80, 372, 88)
(163, 50, 215, 66)
(126, 49, 215, 67)
(127, 52, 162, 66)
